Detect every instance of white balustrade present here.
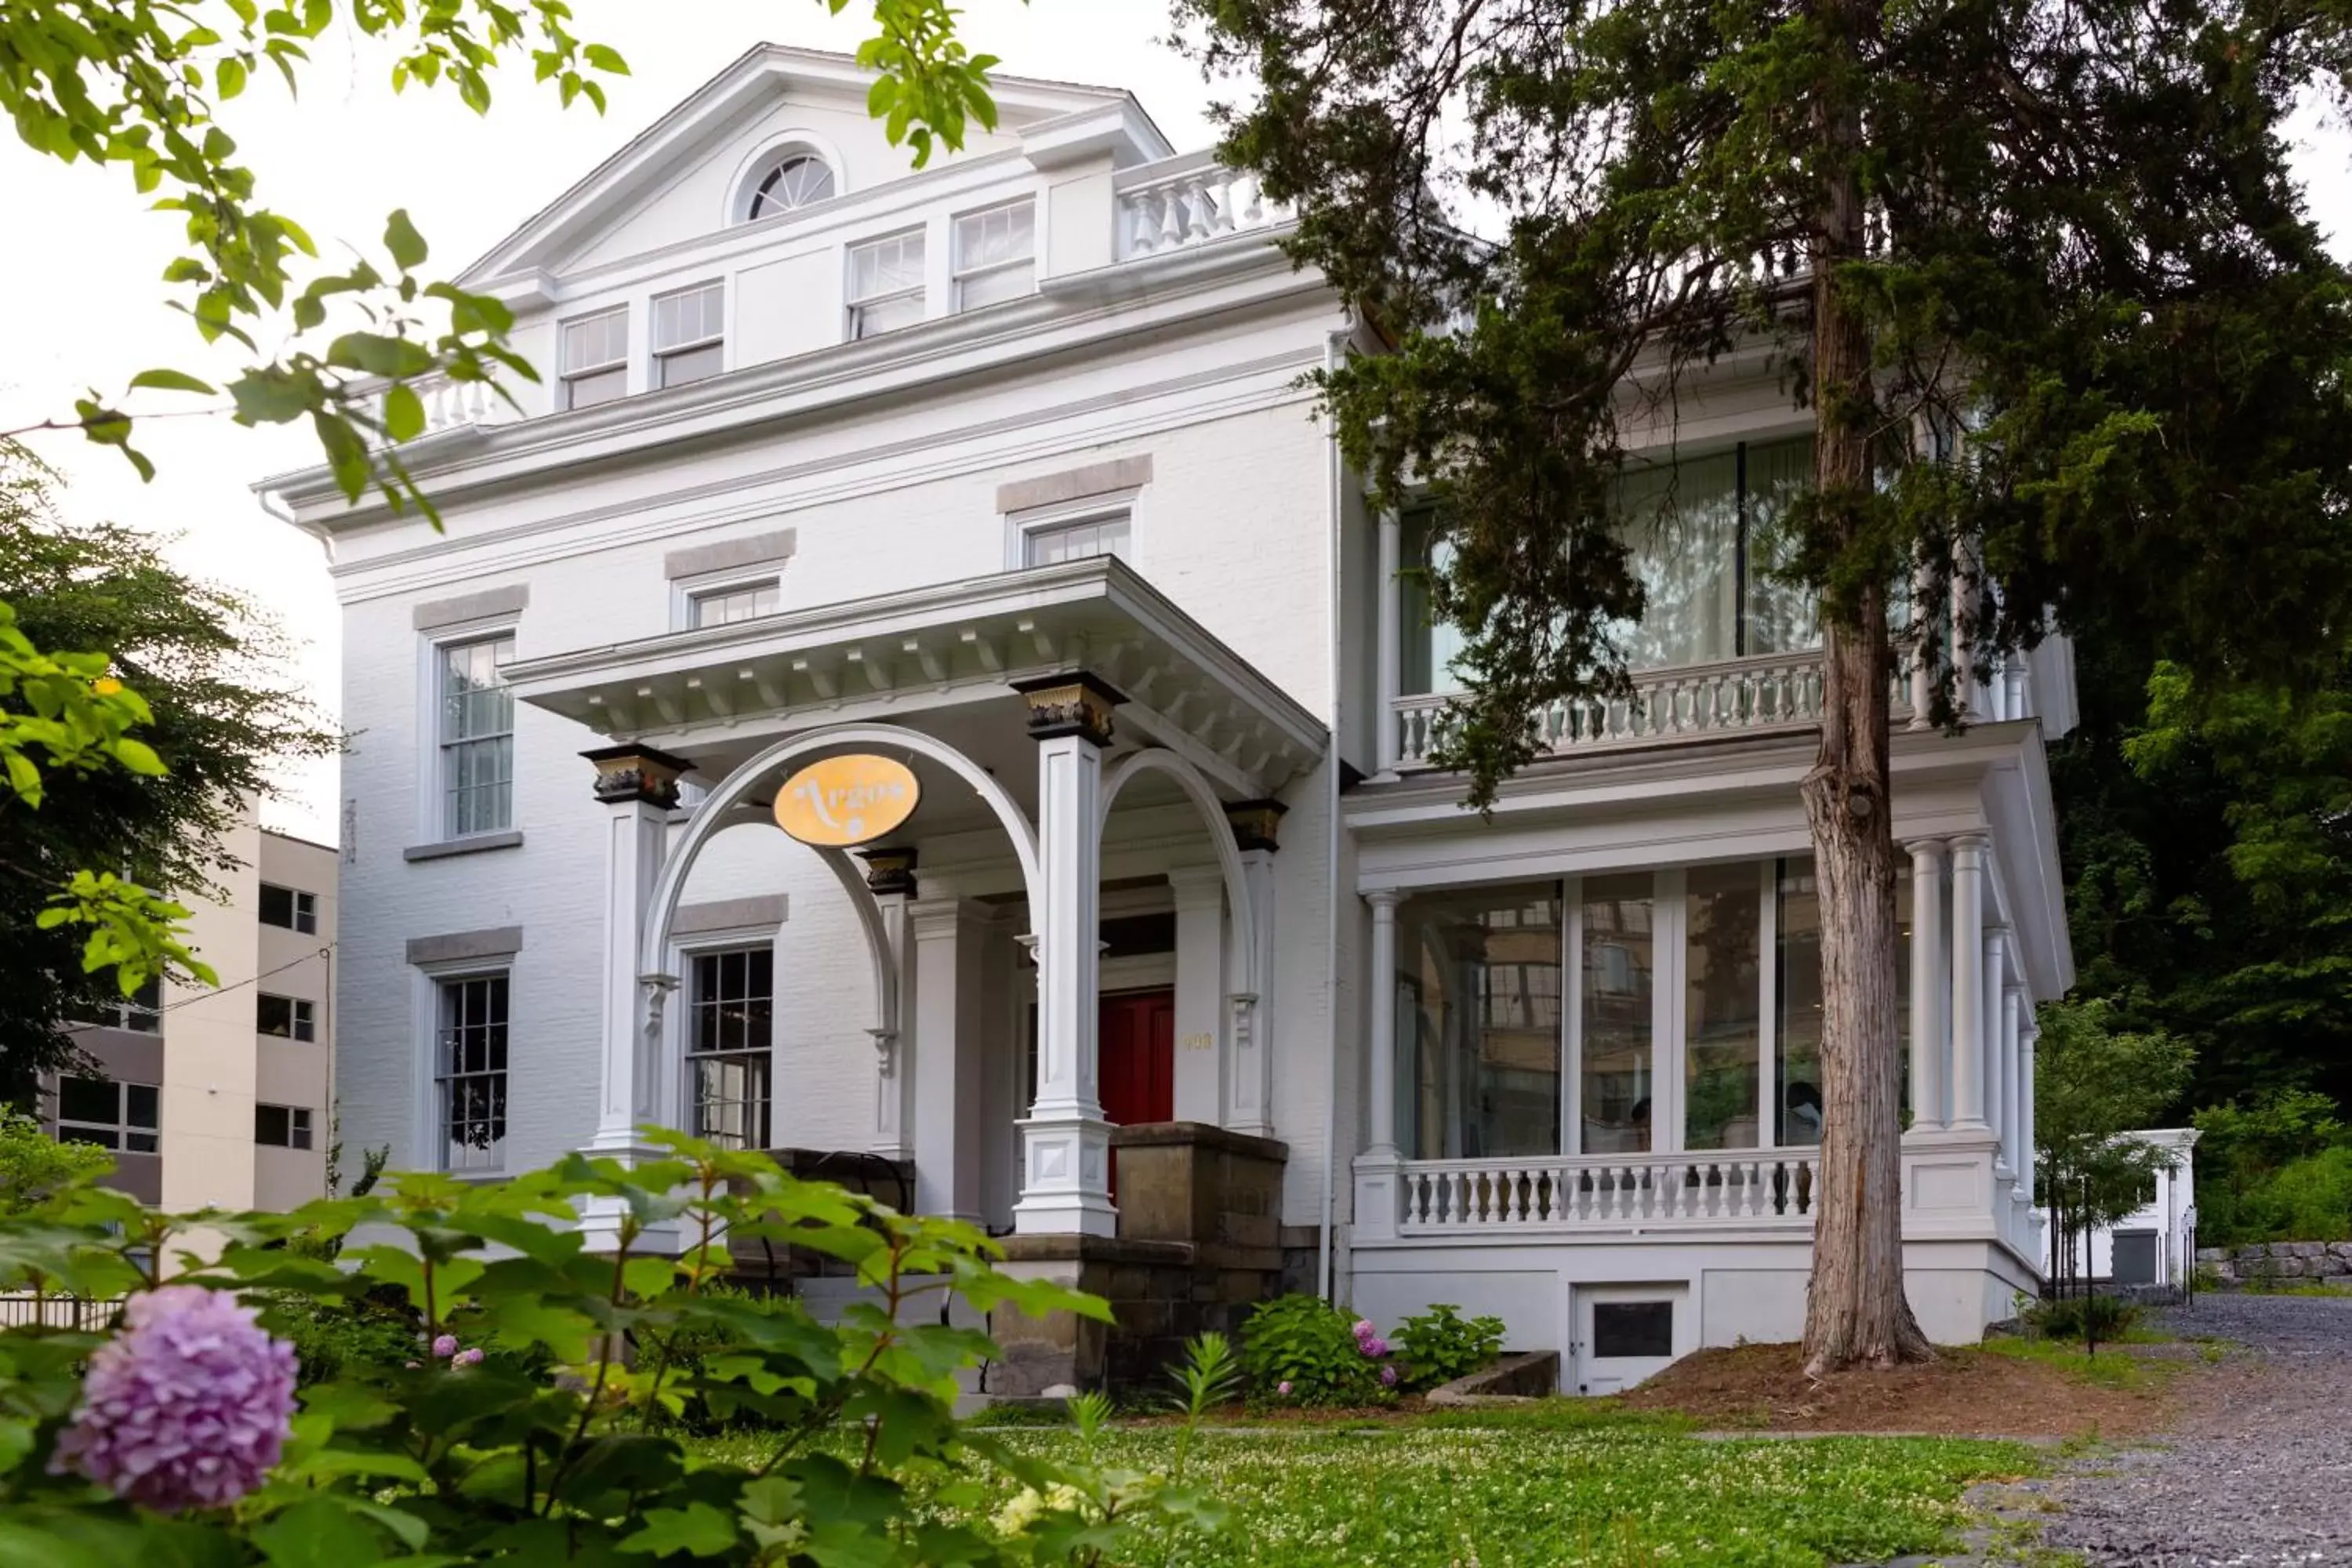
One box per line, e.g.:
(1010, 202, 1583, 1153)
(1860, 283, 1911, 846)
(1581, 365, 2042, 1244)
(1397, 1150, 1824, 1234)
(376, 374, 517, 442)
(1393, 652, 1860, 768)
(1114, 152, 1293, 260)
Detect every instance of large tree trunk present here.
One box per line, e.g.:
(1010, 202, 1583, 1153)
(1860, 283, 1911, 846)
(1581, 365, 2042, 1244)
(1799, 0, 1934, 1375)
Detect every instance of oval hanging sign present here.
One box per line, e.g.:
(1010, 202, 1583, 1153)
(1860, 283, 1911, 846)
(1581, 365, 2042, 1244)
(773, 754, 920, 847)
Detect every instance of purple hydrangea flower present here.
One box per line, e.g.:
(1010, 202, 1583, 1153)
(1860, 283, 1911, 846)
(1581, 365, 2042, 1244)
(1379, 1364, 1399, 1388)
(452, 1347, 484, 1367)
(431, 1334, 459, 1359)
(1277, 1381, 1293, 1396)
(50, 1285, 296, 1512)
(1351, 1319, 1375, 1339)
(1358, 1336, 1389, 1359)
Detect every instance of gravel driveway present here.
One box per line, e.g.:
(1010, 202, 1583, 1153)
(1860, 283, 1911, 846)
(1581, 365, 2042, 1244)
(2031, 1292, 2352, 1566)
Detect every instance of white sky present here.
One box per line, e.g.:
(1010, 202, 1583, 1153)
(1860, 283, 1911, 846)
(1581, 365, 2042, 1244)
(1, 3, 2345, 844)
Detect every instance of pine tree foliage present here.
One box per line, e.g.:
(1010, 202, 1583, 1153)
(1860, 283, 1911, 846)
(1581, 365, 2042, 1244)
(1182, 0, 2352, 1367)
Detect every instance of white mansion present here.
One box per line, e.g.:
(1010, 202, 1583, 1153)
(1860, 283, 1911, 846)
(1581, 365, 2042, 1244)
(264, 45, 2072, 1394)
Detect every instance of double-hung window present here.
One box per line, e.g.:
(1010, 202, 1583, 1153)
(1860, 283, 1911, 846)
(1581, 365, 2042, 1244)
(439, 634, 515, 837)
(56, 1076, 158, 1152)
(652, 281, 724, 389)
(688, 579, 781, 627)
(438, 974, 509, 1172)
(259, 883, 318, 934)
(256, 993, 316, 1042)
(1022, 510, 1131, 567)
(560, 307, 628, 410)
(687, 947, 772, 1150)
(254, 1104, 314, 1149)
(954, 201, 1035, 310)
(847, 230, 926, 339)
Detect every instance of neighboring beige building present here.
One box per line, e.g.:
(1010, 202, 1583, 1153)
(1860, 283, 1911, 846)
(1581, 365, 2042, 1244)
(45, 815, 339, 1212)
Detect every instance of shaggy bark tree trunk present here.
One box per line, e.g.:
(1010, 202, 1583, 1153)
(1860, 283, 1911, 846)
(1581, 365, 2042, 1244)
(1799, 0, 1936, 1375)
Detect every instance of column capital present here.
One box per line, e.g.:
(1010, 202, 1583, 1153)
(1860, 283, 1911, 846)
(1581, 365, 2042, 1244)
(1011, 670, 1126, 746)
(1165, 863, 1226, 906)
(1948, 830, 1991, 858)
(1904, 835, 1949, 859)
(906, 894, 991, 938)
(582, 742, 694, 808)
(1366, 887, 1406, 913)
(1225, 797, 1288, 854)
(855, 846, 919, 898)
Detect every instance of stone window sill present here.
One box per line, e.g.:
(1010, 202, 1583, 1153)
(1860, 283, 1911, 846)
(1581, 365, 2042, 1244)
(404, 830, 524, 862)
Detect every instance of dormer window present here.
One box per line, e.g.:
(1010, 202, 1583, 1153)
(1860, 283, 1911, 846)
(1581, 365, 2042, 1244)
(560, 308, 628, 410)
(746, 153, 836, 220)
(652, 281, 724, 389)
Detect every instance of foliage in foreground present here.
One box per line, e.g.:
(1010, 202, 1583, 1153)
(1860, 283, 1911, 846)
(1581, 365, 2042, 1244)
(0, 1131, 1221, 1565)
(833, 1424, 2036, 1568)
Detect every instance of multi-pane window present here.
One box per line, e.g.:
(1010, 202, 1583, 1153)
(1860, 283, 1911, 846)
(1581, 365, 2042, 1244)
(254, 1104, 314, 1150)
(256, 993, 316, 1042)
(689, 579, 781, 628)
(560, 307, 628, 410)
(1399, 886, 1563, 1161)
(439, 635, 515, 838)
(439, 975, 508, 1172)
(848, 230, 926, 339)
(93, 976, 162, 1034)
(652, 281, 724, 389)
(688, 947, 773, 1151)
(259, 882, 318, 934)
(1023, 512, 1131, 567)
(746, 154, 836, 220)
(954, 200, 1036, 310)
(56, 1076, 158, 1152)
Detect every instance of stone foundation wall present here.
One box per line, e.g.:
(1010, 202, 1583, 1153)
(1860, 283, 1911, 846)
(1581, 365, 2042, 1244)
(2196, 1240, 2352, 1283)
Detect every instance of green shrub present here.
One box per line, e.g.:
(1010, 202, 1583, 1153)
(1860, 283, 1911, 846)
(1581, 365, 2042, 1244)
(1240, 1294, 1390, 1406)
(648, 1282, 812, 1429)
(2193, 1091, 2351, 1245)
(1393, 1302, 1505, 1392)
(0, 1131, 1221, 1563)
(2025, 1292, 2140, 1341)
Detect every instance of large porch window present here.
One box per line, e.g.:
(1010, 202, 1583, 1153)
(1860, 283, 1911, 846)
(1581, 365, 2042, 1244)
(1392, 855, 1907, 1160)
(1398, 437, 1820, 695)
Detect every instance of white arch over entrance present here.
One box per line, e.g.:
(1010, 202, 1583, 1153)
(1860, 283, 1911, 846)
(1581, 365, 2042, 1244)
(640, 722, 1044, 985)
(1096, 747, 1257, 995)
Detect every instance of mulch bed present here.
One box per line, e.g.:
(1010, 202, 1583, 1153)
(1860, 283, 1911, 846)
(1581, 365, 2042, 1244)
(1620, 1341, 2180, 1437)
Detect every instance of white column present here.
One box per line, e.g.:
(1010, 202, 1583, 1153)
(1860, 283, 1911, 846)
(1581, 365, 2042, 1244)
(2002, 980, 2027, 1181)
(587, 759, 684, 1156)
(909, 897, 989, 1221)
(1012, 676, 1120, 1236)
(1377, 511, 1403, 771)
(1226, 844, 1279, 1137)
(1168, 866, 1229, 1125)
(1906, 838, 1947, 1131)
(1353, 889, 1404, 1242)
(870, 888, 915, 1160)
(1984, 924, 2009, 1156)
(1947, 834, 1989, 1129)
(2016, 1013, 2039, 1218)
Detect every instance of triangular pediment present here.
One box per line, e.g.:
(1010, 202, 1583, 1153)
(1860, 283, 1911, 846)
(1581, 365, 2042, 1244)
(461, 44, 1160, 288)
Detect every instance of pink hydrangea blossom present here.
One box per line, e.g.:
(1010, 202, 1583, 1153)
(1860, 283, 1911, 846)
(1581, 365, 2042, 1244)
(431, 1334, 459, 1359)
(1351, 1319, 1375, 1339)
(1379, 1364, 1399, 1388)
(1276, 1381, 1293, 1396)
(49, 1286, 296, 1512)
(1358, 1335, 1388, 1359)
(452, 1347, 484, 1367)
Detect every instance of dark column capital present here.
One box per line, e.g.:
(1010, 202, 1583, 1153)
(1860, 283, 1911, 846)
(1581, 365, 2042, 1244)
(582, 743, 695, 809)
(1011, 670, 1127, 747)
(856, 846, 919, 898)
(1225, 798, 1287, 854)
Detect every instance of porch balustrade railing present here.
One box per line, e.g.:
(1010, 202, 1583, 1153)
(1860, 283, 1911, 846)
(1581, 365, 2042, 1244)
(375, 374, 520, 441)
(1114, 151, 1294, 261)
(1392, 649, 1942, 768)
(1398, 1149, 1824, 1234)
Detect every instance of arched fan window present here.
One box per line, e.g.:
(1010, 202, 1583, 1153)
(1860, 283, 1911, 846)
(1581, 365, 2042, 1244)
(746, 154, 837, 220)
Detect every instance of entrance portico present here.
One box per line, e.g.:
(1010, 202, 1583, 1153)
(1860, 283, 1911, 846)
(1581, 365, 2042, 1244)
(503, 557, 1325, 1240)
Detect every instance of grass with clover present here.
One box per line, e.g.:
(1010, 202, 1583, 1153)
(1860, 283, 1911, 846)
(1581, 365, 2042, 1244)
(691, 1413, 2035, 1566)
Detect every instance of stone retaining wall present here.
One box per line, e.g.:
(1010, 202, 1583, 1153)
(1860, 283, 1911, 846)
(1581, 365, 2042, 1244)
(2195, 1240, 2352, 1283)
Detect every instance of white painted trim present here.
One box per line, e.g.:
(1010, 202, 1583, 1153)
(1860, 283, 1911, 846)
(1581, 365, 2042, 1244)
(413, 615, 521, 852)
(724, 129, 854, 226)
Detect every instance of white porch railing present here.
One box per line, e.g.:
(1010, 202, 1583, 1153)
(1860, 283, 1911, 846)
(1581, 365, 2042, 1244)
(376, 374, 520, 440)
(1395, 651, 1860, 768)
(1399, 1149, 1824, 1234)
(1114, 151, 1294, 261)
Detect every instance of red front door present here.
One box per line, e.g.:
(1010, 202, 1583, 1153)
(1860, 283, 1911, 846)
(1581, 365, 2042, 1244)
(1099, 989, 1174, 1200)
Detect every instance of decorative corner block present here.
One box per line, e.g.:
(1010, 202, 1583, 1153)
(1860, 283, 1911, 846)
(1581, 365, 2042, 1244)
(581, 742, 695, 808)
(1011, 670, 1127, 747)
(855, 846, 920, 898)
(1225, 797, 1288, 853)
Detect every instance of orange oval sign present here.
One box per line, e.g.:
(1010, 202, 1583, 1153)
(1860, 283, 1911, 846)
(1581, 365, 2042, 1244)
(772, 754, 920, 848)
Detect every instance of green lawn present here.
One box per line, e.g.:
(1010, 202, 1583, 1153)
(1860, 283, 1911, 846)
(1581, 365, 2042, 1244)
(691, 1411, 2036, 1567)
